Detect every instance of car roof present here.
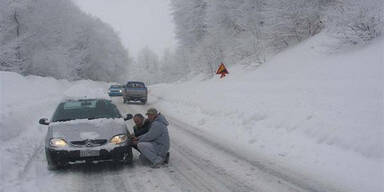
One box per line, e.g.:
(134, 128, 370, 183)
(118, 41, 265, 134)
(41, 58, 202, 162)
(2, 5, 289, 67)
(61, 98, 111, 103)
(127, 81, 145, 84)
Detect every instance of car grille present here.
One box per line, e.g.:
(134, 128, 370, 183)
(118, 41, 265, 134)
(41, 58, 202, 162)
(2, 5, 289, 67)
(71, 139, 107, 147)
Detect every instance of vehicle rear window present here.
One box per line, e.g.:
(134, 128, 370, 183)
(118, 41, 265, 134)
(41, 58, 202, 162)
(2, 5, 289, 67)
(51, 100, 121, 122)
(126, 82, 145, 88)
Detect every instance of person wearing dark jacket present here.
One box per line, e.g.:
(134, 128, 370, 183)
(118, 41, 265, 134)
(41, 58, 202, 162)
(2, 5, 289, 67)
(130, 113, 151, 152)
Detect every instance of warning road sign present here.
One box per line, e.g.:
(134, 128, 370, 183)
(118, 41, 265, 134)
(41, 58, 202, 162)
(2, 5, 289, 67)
(216, 63, 229, 78)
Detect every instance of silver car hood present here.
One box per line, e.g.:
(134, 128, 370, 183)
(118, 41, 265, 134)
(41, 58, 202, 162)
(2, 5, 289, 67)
(48, 118, 127, 142)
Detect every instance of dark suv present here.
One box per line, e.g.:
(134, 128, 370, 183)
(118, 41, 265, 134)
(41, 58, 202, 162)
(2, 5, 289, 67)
(123, 81, 148, 104)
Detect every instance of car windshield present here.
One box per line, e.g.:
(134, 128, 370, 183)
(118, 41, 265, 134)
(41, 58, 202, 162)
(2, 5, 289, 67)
(126, 82, 145, 88)
(51, 99, 122, 122)
(110, 85, 122, 89)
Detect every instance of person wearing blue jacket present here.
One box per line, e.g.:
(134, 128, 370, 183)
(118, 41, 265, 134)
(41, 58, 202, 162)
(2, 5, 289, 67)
(137, 108, 170, 168)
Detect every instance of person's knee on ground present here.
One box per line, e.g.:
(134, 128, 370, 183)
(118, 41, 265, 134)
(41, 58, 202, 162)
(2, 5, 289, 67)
(138, 142, 164, 165)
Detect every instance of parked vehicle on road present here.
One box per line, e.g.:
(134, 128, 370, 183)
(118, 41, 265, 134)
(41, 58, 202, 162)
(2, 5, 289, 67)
(39, 98, 133, 170)
(108, 84, 124, 96)
(123, 81, 147, 104)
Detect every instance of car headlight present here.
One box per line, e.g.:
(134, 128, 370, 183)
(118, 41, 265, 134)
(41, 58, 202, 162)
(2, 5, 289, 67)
(49, 138, 68, 147)
(110, 134, 127, 144)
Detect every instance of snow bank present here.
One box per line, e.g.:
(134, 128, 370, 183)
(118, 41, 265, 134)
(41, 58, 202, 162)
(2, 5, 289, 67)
(0, 71, 109, 188)
(149, 34, 384, 192)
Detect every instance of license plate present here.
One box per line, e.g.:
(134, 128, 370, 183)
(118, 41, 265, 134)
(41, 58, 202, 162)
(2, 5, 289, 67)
(80, 150, 100, 157)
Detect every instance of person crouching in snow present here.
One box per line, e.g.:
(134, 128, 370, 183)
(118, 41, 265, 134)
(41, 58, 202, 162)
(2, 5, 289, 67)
(135, 108, 170, 168)
(130, 113, 151, 153)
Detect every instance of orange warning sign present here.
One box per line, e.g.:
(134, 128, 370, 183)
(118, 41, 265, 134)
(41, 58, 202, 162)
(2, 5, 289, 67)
(216, 63, 229, 78)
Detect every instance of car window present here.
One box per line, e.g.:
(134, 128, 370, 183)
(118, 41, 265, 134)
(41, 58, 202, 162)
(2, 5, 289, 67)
(126, 82, 145, 88)
(110, 85, 122, 89)
(63, 100, 96, 109)
(51, 100, 122, 122)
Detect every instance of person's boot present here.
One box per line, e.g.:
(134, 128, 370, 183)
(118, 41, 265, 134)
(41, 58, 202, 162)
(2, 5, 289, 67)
(151, 162, 162, 168)
(163, 152, 170, 164)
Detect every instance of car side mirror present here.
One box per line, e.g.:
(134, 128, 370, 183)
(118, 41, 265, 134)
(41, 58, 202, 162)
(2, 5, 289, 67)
(39, 118, 49, 125)
(124, 114, 133, 121)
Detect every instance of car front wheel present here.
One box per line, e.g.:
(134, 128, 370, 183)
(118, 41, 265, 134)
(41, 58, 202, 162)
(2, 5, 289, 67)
(46, 150, 67, 170)
(120, 149, 133, 165)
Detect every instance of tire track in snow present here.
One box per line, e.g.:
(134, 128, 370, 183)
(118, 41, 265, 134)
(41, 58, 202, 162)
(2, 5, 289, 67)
(71, 163, 131, 192)
(16, 140, 133, 192)
(18, 142, 45, 180)
(115, 97, 333, 192)
(115, 101, 260, 192)
(167, 115, 335, 192)
(166, 143, 256, 192)
(150, 95, 346, 192)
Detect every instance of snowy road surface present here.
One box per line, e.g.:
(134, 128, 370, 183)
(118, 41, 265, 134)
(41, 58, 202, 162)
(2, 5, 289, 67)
(4, 97, 337, 192)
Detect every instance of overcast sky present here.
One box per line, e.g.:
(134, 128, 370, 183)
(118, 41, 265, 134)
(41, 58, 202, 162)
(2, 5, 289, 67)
(72, 0, 177, 58)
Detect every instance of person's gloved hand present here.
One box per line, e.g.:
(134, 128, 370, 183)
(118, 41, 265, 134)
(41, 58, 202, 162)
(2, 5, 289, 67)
(130, 136, 138, 145)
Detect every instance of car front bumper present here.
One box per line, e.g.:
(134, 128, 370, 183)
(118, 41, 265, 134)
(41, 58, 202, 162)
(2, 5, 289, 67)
(124, 96, 146, 101)
(46, 145, 131, 163)
(108, 92, 123, 96)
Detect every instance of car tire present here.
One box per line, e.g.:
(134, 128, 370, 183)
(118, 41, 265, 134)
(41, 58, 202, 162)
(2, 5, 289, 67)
(47, 159, 59, 170)
(47, 159, 68, 170)
(47, 156, 64, 170)
(46, 150, 58, 170)
(121, 149, 133, 165)
(46, 150, 67, 170)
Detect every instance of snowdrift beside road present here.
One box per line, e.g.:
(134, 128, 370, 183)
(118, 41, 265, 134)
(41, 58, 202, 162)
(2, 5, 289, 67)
(0, 71, 109, 189)
(149, 34, 383, 192)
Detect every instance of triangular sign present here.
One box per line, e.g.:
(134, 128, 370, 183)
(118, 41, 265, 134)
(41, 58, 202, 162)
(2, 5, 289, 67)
(216, 63, 229, 78)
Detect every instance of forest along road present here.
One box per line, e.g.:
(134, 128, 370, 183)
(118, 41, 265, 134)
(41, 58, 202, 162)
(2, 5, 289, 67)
(10, 98, 332, 192)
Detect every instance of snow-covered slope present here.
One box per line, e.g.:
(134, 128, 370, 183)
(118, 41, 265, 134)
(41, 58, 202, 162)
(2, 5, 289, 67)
(149, 34, 383, 192)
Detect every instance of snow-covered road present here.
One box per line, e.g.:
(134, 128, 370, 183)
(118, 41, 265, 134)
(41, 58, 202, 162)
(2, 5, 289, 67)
(5, 97, 334, 192)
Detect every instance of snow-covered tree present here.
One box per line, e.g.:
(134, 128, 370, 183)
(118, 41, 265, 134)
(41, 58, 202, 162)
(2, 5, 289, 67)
(0, 0, 131, 82)
(159, 49, 175, 82)
(168, 0, 382, 80)
(131, 47, 160, 84)
(171, 0, 207, 49)
(325, 0, 383, 46)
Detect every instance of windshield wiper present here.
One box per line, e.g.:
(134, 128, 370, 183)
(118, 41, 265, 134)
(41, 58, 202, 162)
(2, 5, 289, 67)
(54, 118, 74, 122)
(87, 116, 116, 120)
